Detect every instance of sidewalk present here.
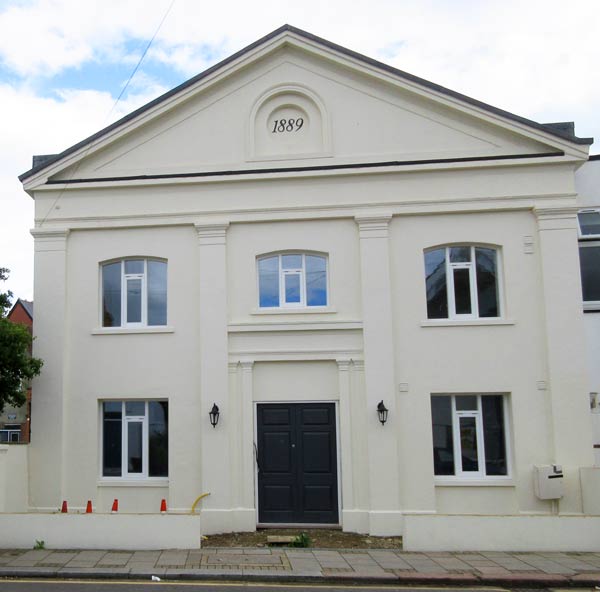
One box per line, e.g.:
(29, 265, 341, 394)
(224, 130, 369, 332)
(1, 547, 600, 586)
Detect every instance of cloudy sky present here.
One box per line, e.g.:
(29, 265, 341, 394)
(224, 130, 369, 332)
(1, 0, 599, 301)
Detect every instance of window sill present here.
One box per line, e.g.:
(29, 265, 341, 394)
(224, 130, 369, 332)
(421, 318, 514, 327)
(251, 306, 337, 315)
(435, 478, 514, 487)
(92, 326, 175, 335)
(583, 302, 600, 312)
(97, 479, 169, 487)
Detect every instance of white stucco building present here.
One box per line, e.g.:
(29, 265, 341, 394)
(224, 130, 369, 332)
(9, 26, 600, 550)
(575, 155, 600, 466)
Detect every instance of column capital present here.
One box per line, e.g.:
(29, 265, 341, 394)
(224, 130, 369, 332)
(534, 207, 578, 231)
(336, 359, 352, 371)
(31, 228, 70, 252)
(195, 222, 230, 245)
(240, 360, 255, 371)
(30, 228, 70, 239)
(355, 215, 392, 239)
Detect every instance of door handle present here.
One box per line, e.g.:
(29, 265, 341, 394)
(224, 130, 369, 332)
(253, 442, 261, 472)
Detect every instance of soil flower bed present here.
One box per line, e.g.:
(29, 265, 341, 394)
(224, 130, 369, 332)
(204, 528, 403, 549)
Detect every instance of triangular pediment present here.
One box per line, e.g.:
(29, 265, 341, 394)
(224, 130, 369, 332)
(22, 26, 590, 189)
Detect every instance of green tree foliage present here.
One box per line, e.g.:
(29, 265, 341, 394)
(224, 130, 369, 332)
(0, 268, 42, 414)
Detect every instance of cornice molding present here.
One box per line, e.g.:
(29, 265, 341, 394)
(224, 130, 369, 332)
(195, 222, 230, 246)
(31, 228, 70, 252)
(355, 214, 392, 239)
(534, 206, 579, 221)
(534, 206, 579, 232)
(30, 228, 70, 239)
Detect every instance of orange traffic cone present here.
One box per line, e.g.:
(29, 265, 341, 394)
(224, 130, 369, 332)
(61, 500, 68, 513)
(85, 500, 93, 514)
(111, 499, 119, 513)
(160, 499, 167, 513)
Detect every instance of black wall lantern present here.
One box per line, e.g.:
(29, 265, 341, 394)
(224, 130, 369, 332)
(209, 403, 220, 428)
(377, 400, 388, 426)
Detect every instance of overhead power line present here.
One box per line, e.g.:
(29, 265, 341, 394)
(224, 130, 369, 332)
(39, 0, 177, 227)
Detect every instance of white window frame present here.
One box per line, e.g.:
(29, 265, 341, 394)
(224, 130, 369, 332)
(257, 252, 328, 309)
(579, 240, 600, 310)
(100, 400, 168, 481)
(446, 251, 478, 319)
(451, 396, 486, 478)
(281, 258, 305, 308)
(577, 209, 600, 239)
(433, 394, 511, 482)
(100, 258, 167, 328)
(123, 262, 146, 327)
(426, 245, 502, 320)
(0, 429, 21, 443)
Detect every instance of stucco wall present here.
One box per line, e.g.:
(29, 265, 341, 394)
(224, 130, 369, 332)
(0, 444, 28, 512)
(22, 33, 597, 545)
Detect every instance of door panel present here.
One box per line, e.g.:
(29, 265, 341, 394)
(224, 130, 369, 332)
(262, 433, 292, 472)
(257, 403, 338, 524)
(302, 432, 332, 472)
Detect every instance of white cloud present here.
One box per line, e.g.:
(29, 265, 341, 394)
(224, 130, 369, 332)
(0, 81, 168, 300)
(1, 0, 599, 300)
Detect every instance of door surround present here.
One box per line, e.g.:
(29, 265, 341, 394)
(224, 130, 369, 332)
(254, 400, 342, 526)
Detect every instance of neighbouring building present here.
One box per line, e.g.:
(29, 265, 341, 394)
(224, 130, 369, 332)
(1, 299, 33, 443)
(575, 155, 600, 465)
(14, 26, 600, 550)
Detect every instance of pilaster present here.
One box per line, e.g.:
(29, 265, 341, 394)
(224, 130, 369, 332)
(240, 361, 256, 512)
(29, 228, 69, 509)
(355, 215, 401, 531)
(195, 223, 231, 519)
(337, 359, 354, 513)
(535, 207, 594, 512)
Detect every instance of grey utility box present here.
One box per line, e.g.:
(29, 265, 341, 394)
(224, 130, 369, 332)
(533, 464, 564, 500)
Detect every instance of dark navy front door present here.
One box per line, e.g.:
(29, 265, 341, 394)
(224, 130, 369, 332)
(257, 403, 339, 524)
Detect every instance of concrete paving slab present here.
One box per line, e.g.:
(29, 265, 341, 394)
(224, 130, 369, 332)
(430, 557, 472, 570)
(164, 567, 244, 578)
(37, 552, 78, 565)
(206, 554, 283, 565)
(131, 550, 161, 560)
(97, 553, 132, 566)
(1, 545, 600, 587)
(13, 550, 52, 561)
(6, 560, 46, 567)
(474, 566, 514, 575)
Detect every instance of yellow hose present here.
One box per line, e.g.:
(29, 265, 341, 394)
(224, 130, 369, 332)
(190, 492, 211, 514)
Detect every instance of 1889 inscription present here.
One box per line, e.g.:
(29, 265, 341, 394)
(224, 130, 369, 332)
(271, 118, 304, 133)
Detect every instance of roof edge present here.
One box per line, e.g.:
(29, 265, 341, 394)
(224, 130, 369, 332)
(7, 298, 33, 321)
(18, 24, 593, 183)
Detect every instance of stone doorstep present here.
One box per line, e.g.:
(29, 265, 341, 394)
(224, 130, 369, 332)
(266, 535, 295, 545)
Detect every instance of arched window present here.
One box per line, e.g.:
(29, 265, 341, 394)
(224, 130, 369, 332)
(257, 253, 328, 308)
(424, 246, 501, 319)
(101, 258, 167, 327)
